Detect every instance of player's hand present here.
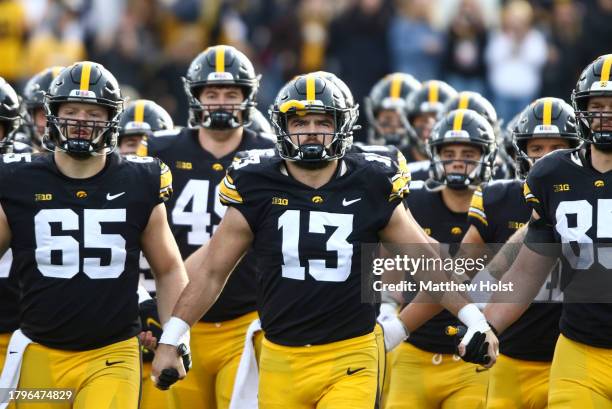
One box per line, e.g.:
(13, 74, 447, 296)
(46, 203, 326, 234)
(151, 343, 190, 390)
(448, 325, 499, 368)
(138, 330, 158, 351)
(138, 298, 163, 361)
(377, 308, 409, 352)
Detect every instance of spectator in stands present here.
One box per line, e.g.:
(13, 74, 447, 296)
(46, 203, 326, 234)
(541, 0, 583, 99)
(0, 0, 28, 86)
(26, 3, 85, 76)
(485, 0, 547, 122)
(327, 0, 393, 122)
(578, 0, 612, 69)
(388, 0, 444, 81)
(442, 0, 488, 95)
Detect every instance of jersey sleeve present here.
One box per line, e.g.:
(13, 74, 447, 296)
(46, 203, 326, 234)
(467, 185, 492, 242)
(218, 160, 263, 233)
(524, 162, 550, 223)
(368, 155, 411, 230)
(158, 160, 173, 203)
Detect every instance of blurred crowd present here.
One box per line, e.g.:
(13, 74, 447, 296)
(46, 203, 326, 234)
(1, 0, 611, 140)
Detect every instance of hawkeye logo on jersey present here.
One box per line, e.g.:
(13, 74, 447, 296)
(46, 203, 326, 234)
(34, 193, 53, 201)
(272, 197, 288, 206)
(76, 191, 87, 199)
(553, 184, 570, 192)
(212, 163, 224, 171)
(595, 180, 605, 188)
(176, 161, 192, 170)
(312, 195, 324, 204)
(451, 227, 462, 235)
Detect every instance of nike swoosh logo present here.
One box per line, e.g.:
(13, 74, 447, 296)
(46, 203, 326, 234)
(105, 360, 124, 366)
(346, 367, 366, 375)
(9, 351, 17, 354)
(146, 317, 162, 330)
(106, 192, 125, 201)
(342, 198, 362, 206)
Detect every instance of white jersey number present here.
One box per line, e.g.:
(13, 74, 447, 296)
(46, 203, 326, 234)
(171, 179, 225, 246)
(278, 210, 354, 282)
(34, 209, 127, 279)
(555, 199, 612, 269)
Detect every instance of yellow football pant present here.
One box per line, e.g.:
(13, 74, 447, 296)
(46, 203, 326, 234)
(0, 332, 9, 373)
(17, 337, 141, 409)
(385, 342, 488, 409)
(141, 362, 169, 409)
(0, 332, 15, 409)
(548, 334, 612, 409)
(168, 311, 261, 409)
(486, 354, 550, 409)
(259, 330, 382, 409)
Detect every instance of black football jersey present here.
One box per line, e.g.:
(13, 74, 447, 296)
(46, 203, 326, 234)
(407, 160, 430, 182)
(525, 149, 612, 348)
(0, 152, 170, 350)
(402, 181, 469, 354)
(468, 179, 561, 361)
(219, 151, 410, 346)
(0, 250, 18, 333)
(144, 127, 275, 322)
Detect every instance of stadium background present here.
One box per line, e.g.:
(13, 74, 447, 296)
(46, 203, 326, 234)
(0, 0, 610, 141)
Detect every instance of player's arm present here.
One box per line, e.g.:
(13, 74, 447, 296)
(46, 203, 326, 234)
(171, 207, 253, 325)
(379, 205, 498, 366)
(484, 211, 557, 333)
(0, 204, 10, 258)
(141, 203, 189, 327)
(152, 207, 254, 379)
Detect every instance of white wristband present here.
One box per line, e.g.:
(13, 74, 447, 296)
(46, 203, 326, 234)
(159, 317, 190, 347)
(457, 304, 490, 333)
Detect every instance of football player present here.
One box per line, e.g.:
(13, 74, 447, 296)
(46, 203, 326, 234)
(0, 78, 30, 155)
(118, 99, 173, 155)
(483, 54, 612, 408)
(0, 62, 189, 409)
(0, 78, 30, 378)
(139, 45, 275, 409)
(465, 98, 580, 409)
(409, 91, 499, 183)
(20, 66, 65, 152)
(152, 73, 498, 409)
(364, 73, 421, 149)
(386, 109, 497, 409)
(404, 80, 457, 179)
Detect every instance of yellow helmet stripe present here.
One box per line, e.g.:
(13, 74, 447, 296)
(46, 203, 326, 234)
(453, 110, 465, 131)
(542, 98, 553, 126)
(134, 100, 146, 123)
(306, 75, 316, 102)
(428, 82, 439, 104)
(390, 74, 402, 99)
(215, 46, 225, 73)
(79, 62, 92, 91)
(601, 55, 612, 82)
(458, 93, 470, 109)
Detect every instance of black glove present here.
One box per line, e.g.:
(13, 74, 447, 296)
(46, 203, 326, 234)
(447, 325, 493, 366)
(138, 298, 162, 362)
